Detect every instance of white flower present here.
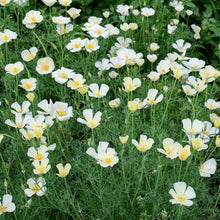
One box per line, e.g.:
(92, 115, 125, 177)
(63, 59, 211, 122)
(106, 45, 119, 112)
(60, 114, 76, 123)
(52, 67, 75, 84)
(147, 54, 157, 63)
(205, 99, 220, 110)
(56, 163, 71, 177)
(5, 113, 29, 128)
(120, 23, 130, 31)
(5, 62, 24, 75)
(0, 29, 17, 45)
(167, 24, 177, 34)
(42, 0, 57, 6)
(67, 7, 81, 19)
(116, 4, 130, 16)
(32, 158, 51, 175)
(0, 0, 10, 6)
(67, 74, 86, 90)
(36, 57, 55, 75)
(103, 11, 110, 18)
(27, 145, 49, 161)
(24, 177, 46, 197)
(86, 141, 119, 167)
(191, 24, 201, 33)
(88, 83, 109, 98)
(115, 36, 132, 48)
(172, 39, 191, 53)
(156, 60, 170, 74)
(109, 98, 120, 108)
(144, 89, 163, 105)
(182, 118, 204, 136)
(23, 10, 43, 29)
(56, 24, 73, 35)
(178, 145, 191, 161)
(150, 43, 160, 51)
(147, 72, 160, 81)
(19, 78, 37, 91)
(169, 182, 196, 206)
(199, 158, 217, 177)
(54, 101, 73, 121)
(123, 77, 141, 92)
(182, 58, 205, 72)
(109, 71, 119, 78)
(66, 38, 84, 53)
(199, 65, 216, 82)
(0, 194, 16, 215)
(37, 99, 55, 116)
(191, 136, 209, 151)
(182, 85, 197, 96)
(58, 0, 72, 6)
(141, 7, 155, 17)
(52, 16, 70, 24)
(132, 9, 140, 15)
(87, 24, 109, 39)
(11, 101, 31, 115)
(84, 38, 100, 52)
(132, 135, 154, 152)
(157, 138, 181, 159)
(186, 76, 207, 93)
(21, 47, 38, 62)
(77, 109, 102, 129)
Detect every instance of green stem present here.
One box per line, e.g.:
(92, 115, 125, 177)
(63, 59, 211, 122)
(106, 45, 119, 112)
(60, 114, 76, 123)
(32, 31, 48, 57)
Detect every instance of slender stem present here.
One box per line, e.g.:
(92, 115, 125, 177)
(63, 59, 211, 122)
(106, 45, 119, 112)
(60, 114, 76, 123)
(32, 31, 48, 57)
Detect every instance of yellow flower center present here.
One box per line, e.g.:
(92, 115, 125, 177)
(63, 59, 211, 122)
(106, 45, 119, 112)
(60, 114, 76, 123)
(203, 131, 210, 136)
(25, 83, 32, 89)
(162, 69, 166, 73)
(95, 92, 101, 97)
(145, 12, 150, 16)
(43, 65, 49, 70)
(87, 44, 94, 50)
(74, 81, 79, 86)
(186, 89, 190, 94)
(121, 42, 125, 46)
(18, 109, 24, 113)
(74, 43, 79, 48)
(166, 148, 172, 155)
(33, 128, 43, 137)
(58, 110, 67, 116)
(13, 67, 19, 73)
(115, 63, 120, 67)
(33, 185, 40, 192)
(95, 29, 102, 34)
(105, 157, 112, 164)
(209, 104, 214, 109)
(27, 133, 32, 138)
(62, 29, 67, 34)
(61, 171, 67, 175)
(0, 205, 6, 213)
(179, 46, 184, 50)
(189, 128, 195, 133)
(194, 64, 198, 68)
(59, 72, 68, 78)
(140, 145, 146, 150)
(16, 122, 23, 128)
(177, 195, 185, 202)
(149, 99, 155, 104)
(29, 53, 35, 59)
(31, 17, 36, 22)
(90, 122, 96, 126)
(3, 35, 8, 40)
(38, 167, 45, 173)
(35, 153, 43, 160)
(179, 153, 186, 159)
